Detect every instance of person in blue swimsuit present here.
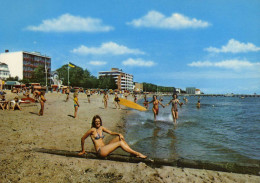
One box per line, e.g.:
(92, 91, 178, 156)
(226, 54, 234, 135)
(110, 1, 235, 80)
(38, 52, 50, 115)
(78, 115, 146, 159)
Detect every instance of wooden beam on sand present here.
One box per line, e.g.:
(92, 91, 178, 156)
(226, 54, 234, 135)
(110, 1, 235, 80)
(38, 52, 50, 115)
(34, 148, 260, 176)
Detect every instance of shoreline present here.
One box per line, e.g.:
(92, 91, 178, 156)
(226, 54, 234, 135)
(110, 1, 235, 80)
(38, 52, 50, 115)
(0, 91, 259, 182)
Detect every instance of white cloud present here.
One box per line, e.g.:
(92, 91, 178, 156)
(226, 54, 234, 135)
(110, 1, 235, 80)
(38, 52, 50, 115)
(122, 58, 156, 67)
(188, 60, 260, 70)
(127, 10, 210, 29)
(72, 42, 145, 55)
(26, 14, 113, 32)
(89, 61, 107, 66)
(205, 39, 260, 53)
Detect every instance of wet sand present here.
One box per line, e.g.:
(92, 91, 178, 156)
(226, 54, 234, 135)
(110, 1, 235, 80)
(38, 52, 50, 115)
(0, 91, 259, 182)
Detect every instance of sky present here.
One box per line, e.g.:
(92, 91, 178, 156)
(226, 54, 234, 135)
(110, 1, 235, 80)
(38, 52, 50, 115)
(0, 0, 259, 94)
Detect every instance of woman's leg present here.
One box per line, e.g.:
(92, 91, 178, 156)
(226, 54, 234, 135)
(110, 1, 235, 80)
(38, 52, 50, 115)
(99, 140, 146, 158)
(175, 111, 178, 122)
(171, 109, 176, 123)
(107, 136, 132, 150)
(74, 106, 78, 118)
(152, 108, 157, 121)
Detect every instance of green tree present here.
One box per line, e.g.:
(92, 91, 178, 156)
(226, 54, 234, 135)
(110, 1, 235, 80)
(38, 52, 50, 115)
(56, 64, 98, 88)
(5, 76, 19, 81)
(98, 75, 117, 89)
(31, 65, 46, 85)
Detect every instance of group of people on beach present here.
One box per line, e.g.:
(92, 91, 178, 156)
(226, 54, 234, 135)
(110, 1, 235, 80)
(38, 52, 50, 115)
(0, 89, 47, 116)
(77, 93, 199, 160)
(0, 95, 22, 111)
(0, 88, 199, 160)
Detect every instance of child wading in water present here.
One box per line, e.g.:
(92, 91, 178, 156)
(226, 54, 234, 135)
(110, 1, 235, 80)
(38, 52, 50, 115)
(74, 92, 80, 118)
(39, 91, 46, 116)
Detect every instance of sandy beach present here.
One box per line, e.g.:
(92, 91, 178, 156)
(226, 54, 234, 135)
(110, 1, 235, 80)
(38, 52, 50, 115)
(0, 91, 259, 183)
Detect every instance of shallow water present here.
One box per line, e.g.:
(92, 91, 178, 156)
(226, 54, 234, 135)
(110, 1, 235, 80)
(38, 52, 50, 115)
(125, 96, 260, 164)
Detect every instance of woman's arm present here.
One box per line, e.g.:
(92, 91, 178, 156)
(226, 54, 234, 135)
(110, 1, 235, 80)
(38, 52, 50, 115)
(102, 127, 124, 140)
(158, 100, 165, 108)
(78, 129, 93, 155)
(177, 99, 182, 106)
(166, 100, 172, 106)
(148, 100, 154, 104)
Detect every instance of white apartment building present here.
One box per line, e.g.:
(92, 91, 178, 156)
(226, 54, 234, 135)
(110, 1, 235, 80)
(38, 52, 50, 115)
(98, 68, 133, 91)
(195, 89, 201, 95)
(0, 62, 10, 80)
(0, 50, 51, 80)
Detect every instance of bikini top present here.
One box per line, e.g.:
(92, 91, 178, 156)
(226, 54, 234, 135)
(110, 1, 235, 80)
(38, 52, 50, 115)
(94, 129, 105, 140)
(172, 100, 178, 107)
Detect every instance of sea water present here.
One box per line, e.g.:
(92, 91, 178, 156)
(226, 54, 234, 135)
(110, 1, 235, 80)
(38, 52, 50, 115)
(125, 96, 260, 164)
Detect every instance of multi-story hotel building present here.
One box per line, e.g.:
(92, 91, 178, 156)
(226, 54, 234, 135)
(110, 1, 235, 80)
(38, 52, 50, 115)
(0, 50, 51, 80)
(0, 62, 10, 80)
(98, 68, 133, 91)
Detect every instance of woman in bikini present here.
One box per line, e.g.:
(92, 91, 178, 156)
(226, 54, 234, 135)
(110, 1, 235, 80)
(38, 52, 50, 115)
(149, 95, 165, 121)
(166, 94, 183, 124)
(39, 91, 46, 116)
(103, 91, 109, 109)
(114, 93, 121, 109)
(78, 115, 146, 158)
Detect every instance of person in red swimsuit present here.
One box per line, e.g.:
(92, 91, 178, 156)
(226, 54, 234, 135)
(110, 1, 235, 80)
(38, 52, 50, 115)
(149, 95, 165, 121)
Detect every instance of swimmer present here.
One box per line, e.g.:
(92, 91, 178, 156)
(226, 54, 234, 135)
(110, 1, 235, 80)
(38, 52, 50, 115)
(197, 100, 201, 109)
(166, 94, 183, 124)
(149, 95, 165, 121)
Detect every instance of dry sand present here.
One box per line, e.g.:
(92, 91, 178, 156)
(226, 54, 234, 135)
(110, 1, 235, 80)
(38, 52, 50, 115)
(0, 91, 259, 183)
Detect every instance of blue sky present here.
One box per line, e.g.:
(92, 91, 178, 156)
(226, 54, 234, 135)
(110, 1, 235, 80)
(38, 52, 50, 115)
(1, 0, 260, 94)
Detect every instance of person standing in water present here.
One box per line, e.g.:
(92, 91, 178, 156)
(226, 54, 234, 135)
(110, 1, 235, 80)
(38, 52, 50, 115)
(143, 94, 149, 109)
(78, 115, 146, 158)
(149, 95, 165, 121)
(197, 100, 201, 109)
(166, 94, 183, 124)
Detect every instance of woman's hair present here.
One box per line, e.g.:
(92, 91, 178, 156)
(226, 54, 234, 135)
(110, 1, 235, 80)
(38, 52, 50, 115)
(91, 115, 103, 128)
(172, 94, 178, 98)
(153, 95, 157, 100)
(73, 92, 78, 98)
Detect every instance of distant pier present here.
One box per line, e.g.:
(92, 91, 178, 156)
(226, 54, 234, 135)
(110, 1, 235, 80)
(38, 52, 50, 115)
(177, 94, 260, 97)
